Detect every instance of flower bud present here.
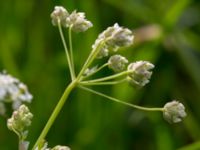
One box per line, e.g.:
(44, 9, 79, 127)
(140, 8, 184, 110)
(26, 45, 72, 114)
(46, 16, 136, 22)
(92, 23, 134, 59)
(51, 6, 69, 27)
(66, 10, 93, 32)
(106, 23, 134, 49)
(108, 55, 128, 72)
(127, 61, 154, 87)
(7, 105, 33, 133)
(163, 101, 187, 123)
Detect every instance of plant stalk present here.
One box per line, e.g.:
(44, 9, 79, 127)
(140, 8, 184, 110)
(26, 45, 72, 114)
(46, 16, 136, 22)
(32, 80, 78, 150)
(79, 86, 164, 112)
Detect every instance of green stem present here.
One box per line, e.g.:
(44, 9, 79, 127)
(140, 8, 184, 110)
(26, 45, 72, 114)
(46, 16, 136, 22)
(80, 79, 126, 86)
(82, 71, 130, 83)
(58, 21, 75, 80)
(82, 63, 109, 79)
(69, 26, 76, 79)
(79, 86, 164, 112)
(77, 41, 105, 80)
(32, 80, 78, 150)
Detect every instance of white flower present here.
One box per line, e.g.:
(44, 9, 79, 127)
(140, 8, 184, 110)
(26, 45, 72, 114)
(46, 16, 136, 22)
(51, 6, 69, 27)
(108, 55, 128, 72)
(127, 61, 154, 87)
(163, 101, 187, 123)
(92, 23, 134, 59)
(51, 6, 92, 32)
(0, 71, 33, 112)
(66, 10, 93, 32)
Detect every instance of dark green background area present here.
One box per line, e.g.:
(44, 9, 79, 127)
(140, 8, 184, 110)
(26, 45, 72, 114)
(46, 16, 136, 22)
(0, 0, 200, 149)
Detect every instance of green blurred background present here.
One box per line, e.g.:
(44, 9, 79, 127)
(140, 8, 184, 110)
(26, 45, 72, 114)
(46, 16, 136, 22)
(0, 0, 200, 149)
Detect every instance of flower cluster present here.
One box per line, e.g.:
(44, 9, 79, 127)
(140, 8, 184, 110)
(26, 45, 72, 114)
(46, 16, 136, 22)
(0, 71, 33, 115)
(51, 6, 69, 27)
(51, 6, 92, 32)
(108, 55, 128, 72)
(163, 101, 187, 123)
(7, 105, 33, 138)
(92, 23, 134, 58)
(127, 61, 154, 87)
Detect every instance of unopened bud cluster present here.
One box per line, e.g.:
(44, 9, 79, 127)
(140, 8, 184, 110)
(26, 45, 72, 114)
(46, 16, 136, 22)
(92, 23, 134, 58)
(127, 61, 154, 87)
(7, 105, 33, 135)
(108, 55, 128, 72)
(51, 6, 92, 32)
(0, 71, 33, 115)
(163, 101, 187, 123)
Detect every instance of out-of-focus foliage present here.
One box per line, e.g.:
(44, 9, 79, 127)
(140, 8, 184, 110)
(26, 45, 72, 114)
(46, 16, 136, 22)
(0, 0, 200, 149)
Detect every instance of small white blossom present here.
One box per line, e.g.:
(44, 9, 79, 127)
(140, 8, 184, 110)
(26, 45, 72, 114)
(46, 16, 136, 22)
(7, 105, 33, 137)
(108, 55, 128, 72)
(51, 6, 92, 32)
(66, 10, 93, 32)
(51, 6, 69, 27)
(0, 71, 33, 113)
(163, 101, 187, 123)
(92, 23, 134, 59)
(127, 61, 154, 87)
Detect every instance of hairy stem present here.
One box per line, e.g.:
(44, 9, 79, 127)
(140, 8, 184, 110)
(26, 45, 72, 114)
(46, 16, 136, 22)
(32, 80, 78, 150)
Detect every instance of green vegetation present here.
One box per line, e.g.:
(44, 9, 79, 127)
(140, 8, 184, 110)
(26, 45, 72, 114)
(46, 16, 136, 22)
(0, 0, 200, 149)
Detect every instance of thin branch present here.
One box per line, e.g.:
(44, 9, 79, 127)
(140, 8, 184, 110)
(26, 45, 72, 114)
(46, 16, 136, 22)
(58, 21, 75, 80)
(80, 79, 126, 86)
(79, 86, 164, 112)
(82, 71, 129, 83)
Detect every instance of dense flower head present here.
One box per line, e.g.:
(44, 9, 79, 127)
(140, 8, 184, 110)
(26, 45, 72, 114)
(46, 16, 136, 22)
(163, 101, 187, 123)
(0, 71, 33, 115)
(92, 23, 134, 59)
(108, 55, 128, 72)
(127, 61, 154, 87)
(51, 6, 92, 32)
(66, 10, 93, 32)
(7, 105, 33, 133)
(51, 6, 69, 27)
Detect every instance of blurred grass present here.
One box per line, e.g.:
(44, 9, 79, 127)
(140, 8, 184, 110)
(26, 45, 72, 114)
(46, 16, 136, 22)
(0, 0, 200, 150)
